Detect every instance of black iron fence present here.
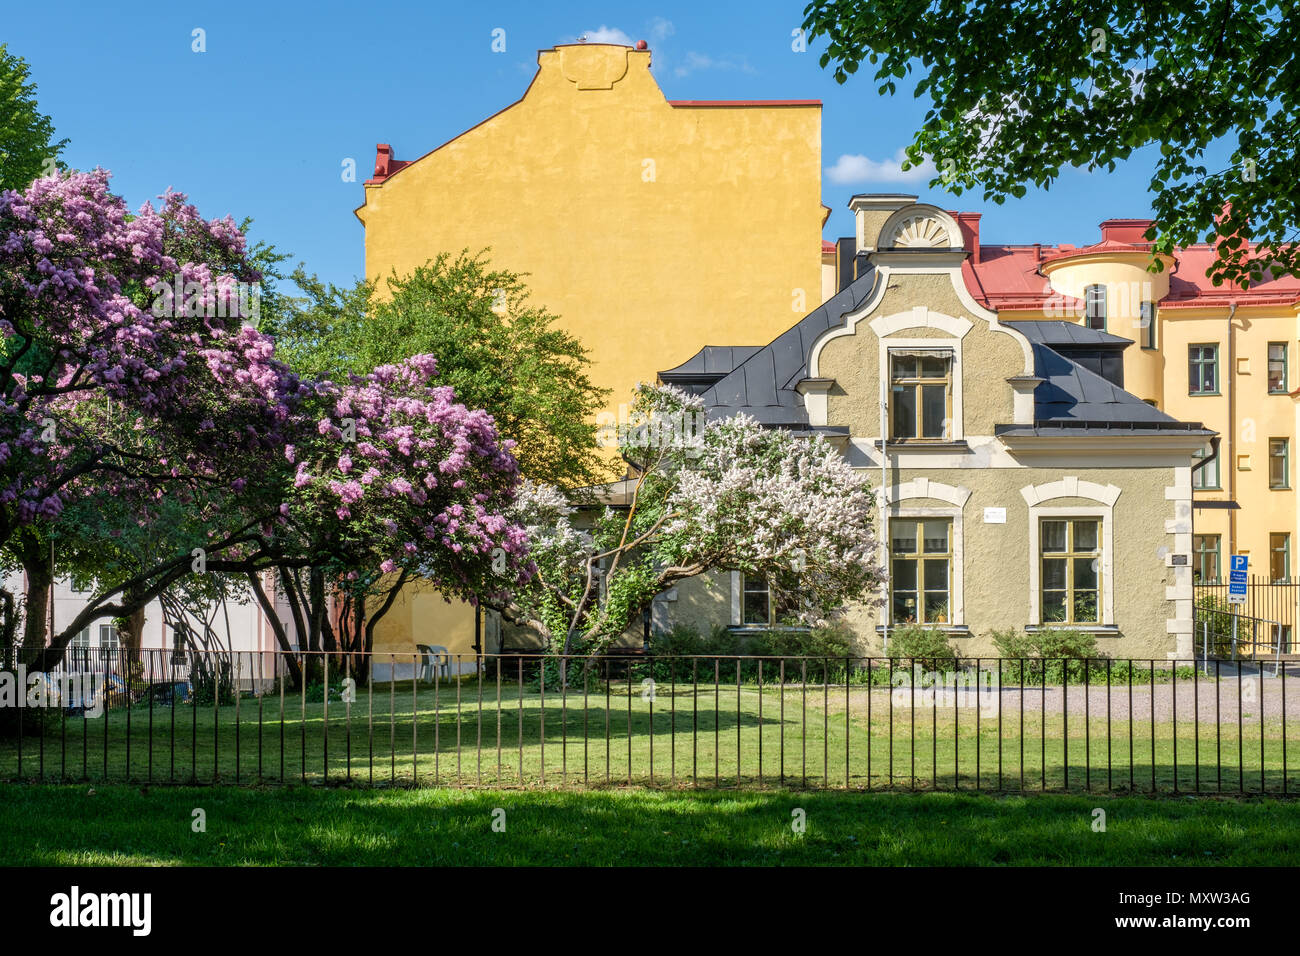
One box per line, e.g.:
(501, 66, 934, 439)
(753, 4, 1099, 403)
(1196, 578, 1300, 654)
(0, 649, 1297, 794)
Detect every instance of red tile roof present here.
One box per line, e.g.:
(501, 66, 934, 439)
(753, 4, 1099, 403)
(964, 234, 1300, 312)
(667, 100, 821, 107)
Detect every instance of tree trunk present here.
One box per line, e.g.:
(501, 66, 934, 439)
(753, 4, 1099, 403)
(18, 531, 51, 669)
(248, 572, 304, 690)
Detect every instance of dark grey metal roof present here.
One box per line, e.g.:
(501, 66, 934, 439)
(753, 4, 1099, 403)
(660, 280, 1211, 438)
(1005, 320, 1133, 349)
(658, 346, 764, 392)
(1022, 342, 1192, 427)
(677, 267, 880, 426)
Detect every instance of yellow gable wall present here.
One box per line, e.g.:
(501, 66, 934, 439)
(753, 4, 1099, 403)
(356, 44, 824, 419)
(369, 577, 481, 669)
(818, 273, 1024, 436)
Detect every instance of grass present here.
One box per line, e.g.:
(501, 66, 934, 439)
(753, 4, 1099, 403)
(1, 677, 1295, 793)
(5, 784, 1300, 866)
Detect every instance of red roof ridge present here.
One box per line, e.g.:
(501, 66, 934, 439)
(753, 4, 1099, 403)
(667, 99, 821, 107)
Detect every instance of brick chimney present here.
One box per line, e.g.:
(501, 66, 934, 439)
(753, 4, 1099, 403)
(1098, 218, 1154, 245)
(374, 144, 395, 179)
(956, 212, 981, 264)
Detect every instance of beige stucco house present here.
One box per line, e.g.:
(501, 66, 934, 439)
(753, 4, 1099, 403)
(657, 197, 1212, 660)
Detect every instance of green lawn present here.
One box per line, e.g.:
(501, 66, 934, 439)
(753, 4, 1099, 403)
(1, 677, 1294, 793)
(5, 784, 1300, 866)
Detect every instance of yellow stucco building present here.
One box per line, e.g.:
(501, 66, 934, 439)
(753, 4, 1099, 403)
(355, 40, 1298, 661)
(356, 40, 828, 661)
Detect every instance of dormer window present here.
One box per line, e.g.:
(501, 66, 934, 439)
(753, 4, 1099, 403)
(889, 350, 952, 440)
(1084, 285, 1106, 330)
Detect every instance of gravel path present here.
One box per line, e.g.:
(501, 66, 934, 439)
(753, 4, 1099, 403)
(823, 664, 1300, 723)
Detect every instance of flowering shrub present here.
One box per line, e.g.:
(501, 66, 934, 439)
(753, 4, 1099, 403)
(496, 384, 883, 656)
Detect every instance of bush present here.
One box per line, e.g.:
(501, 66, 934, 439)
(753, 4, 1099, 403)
(1193, 594, 1237, 659)
(642, 620, 863, 683)
(190, 658, 235, 706)
(885, 625, 958, 672)
(988, 627, 1104, 684)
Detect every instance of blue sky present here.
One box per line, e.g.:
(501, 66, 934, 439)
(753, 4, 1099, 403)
(6, 0, 1166, 289)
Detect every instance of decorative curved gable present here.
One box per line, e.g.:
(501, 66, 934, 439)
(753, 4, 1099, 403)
(878, 204, 963, 249)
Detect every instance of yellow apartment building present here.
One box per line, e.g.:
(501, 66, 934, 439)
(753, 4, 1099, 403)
(355, 40, 828, 662)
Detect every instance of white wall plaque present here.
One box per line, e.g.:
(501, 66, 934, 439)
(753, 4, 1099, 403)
(983, 507, 1006, 524)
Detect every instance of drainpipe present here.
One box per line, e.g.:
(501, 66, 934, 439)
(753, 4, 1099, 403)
(880, 368, 890, 654)
(1227, 302, 1238, 555)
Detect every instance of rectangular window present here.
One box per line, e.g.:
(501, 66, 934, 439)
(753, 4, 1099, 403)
(741, 574, 771, 626)
(69, 626, 91, 670)
(1270, 533, 1291, 582)
(98, 623, 120, 662)
(1192, 443, 1220, 490)
(1140, 300, 1157, 349)
(1268, 342, 1288, 393)
(741, 575, 796, 626)
(889, 351, 952, 441)
(1270, 438, 1289, 489)
(1040, 518, 1101, 625)
(890, 518, 952, 625)
(1193, 534, 1221, 584)
(1084, 285, 1106, 330)
(1188, 344, 1219, 394)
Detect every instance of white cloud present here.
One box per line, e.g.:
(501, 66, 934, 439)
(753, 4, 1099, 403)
(649, 17, 675, 42)
(579, 26, 635, 46)
(825, 148, 936, 185)
(673, 51, 756, 78)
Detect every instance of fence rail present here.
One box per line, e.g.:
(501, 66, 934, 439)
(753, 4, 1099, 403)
(1196, 578, 1300, 654)
(0, 649, 1297, 794)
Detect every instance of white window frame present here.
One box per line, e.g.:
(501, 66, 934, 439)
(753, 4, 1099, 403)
(888, 506, 965, 626)
(880, 338, 964, 441)
(1027, 505, 1115, 627)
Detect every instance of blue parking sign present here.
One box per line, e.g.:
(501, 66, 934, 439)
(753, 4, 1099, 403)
(1228, 555, 1248, 604)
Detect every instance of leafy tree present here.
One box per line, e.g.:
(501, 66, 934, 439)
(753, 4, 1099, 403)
(0, 170, 527, 679)
(0, 43, 66, 192)
(802, 0, 1300, 287)
(267, 251, 608, 489)
(492, 384, 882, 666)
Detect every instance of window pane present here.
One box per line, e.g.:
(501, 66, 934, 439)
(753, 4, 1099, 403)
(742, 591, 770, 625)
(921, 384, 947, 438)
(892, 559, 917, 591)
(1269, 343, 1286, 391)
(919, 356, 948, 378)
(923, 592, 949, 623)
(1271, 533, 1289, 581)
(891, 385, 916, 438)
(1203, 352, 1216, 391)
(923, 558, 949, 591)
(893, 591, 918, 623)
(891, 356, 917, 379)
(1073, 557, 1099, 590)
(1073, 520, 1099, 552)
(1073, 590, 1099, 623)
(922, 520, 949, 553)
(891, 521, 917, 553)
(1043, 558, 1067, 590)
(1041, 521, 1067, 552)
(1042, 591, 1067, 622)
(1271, 439, 1288, 487)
